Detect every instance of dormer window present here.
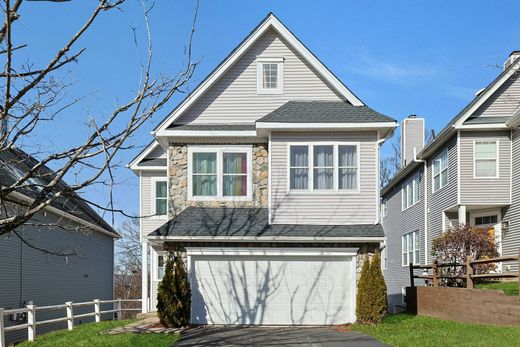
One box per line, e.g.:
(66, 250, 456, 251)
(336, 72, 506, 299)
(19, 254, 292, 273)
(257, 57, 283, 94)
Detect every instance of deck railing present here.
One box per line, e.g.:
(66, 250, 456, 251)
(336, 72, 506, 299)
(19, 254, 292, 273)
(0, 298, 141, 347)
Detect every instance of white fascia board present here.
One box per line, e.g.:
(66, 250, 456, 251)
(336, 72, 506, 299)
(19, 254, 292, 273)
(255, 122, 398, 129)
(453, 61, 520, 127)
(9, 191, 119, 239)
(153, 14, 364, 134)
(133, 166, 167, 171)
(128, 140, 164, 172)
(155, 129, 259, 138)
(185, 247, 359, 257)
(506, 109, 520, 127)
(146, 235, 385, 243)
(454, 123, 509, 130)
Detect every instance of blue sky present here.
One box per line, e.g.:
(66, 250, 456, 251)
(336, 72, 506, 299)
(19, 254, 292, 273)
(13, 0, 520, 227)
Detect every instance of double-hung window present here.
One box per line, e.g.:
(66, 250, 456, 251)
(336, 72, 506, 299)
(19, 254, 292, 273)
(152, 178, 168, 217)
(432, 149, 448, 192)
(402, 231, 419, 266)
(257, 57, 283, 94)
(289, 143, 358, 191)
(157, 254, 165, 280)
(402, 176, 420, 210)
(189, 146, 252, 200)
(474, 140, 498, 178)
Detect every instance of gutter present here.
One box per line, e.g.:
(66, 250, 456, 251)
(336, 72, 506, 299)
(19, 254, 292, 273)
(145, 235, 386, 243)
(412, 148, 428, 265)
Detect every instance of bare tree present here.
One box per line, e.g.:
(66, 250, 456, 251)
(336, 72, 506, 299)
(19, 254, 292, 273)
(0, 0, 199, 254)
(380, 127, 435, 188)
(115, 218, 141, 318)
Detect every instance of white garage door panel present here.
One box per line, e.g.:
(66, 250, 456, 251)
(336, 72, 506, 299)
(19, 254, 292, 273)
(188, 251, 356, 325)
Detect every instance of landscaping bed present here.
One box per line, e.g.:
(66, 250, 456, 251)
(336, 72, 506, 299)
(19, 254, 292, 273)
(353, 313, 520, 347)
(17, 320, 179, 347)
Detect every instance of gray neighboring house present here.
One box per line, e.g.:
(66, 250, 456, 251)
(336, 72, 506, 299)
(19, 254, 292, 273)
(381, 51, 520, 312)
(0, 147, 119, 343)
(130, 13, 397, 325)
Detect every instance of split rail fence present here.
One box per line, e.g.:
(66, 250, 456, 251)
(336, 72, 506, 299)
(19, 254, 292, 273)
(0, 298, 141, 347)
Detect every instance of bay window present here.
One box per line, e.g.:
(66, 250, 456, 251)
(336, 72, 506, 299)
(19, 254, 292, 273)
(189, 146, 252, 200)
(474, 140, 498, 178)
(289, 143, 359, 191)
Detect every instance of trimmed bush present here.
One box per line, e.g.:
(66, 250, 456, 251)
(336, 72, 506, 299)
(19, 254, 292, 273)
(157, 252, 191, 327)
(356, 250, 388, 324)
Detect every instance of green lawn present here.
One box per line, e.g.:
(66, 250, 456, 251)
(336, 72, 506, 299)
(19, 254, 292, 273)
(354, 314, 520, 347)
(18, 320, 179, 347)
(475, 281, 519, 296)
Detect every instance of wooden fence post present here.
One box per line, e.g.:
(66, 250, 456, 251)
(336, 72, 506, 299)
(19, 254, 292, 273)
(466, 255, 474, 289)
(432, 259, 439, 287)
(409, 263, 415, 287)
(27, 304, 36, 342)
(94, 299, 100, 323)
(66, 302, 74, 331)
(0, 308, 5, 347)
(116, 298, 122, 321)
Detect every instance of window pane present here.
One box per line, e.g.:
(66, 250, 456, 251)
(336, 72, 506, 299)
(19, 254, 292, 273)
(290, 168, 308, 189)
(339, 145, 357, 167)
(156, 198, 167, 215)
(440, 151, 448, 170)
(223, 153, 247, 174)
(475, 141, 497, 159)
(223, 175, 247, 196)
(339, 168, 357, 190)
(314, 145, 333, 167)
(434, 175, 440, 192)
(193, 153, 216, 174)
(262, 63, 278, 89)
(156, 181, 167, 198)
(407, 184, 413, 206)
(476, 159, 496, 177)
(441, 170, 448, 187)
(413, 179, 420, 203)
(290, 146, 308, 167)
(313, 168, 333, 189)
(158, 256, 164, 267)
(433, 159, 440, 176)
(193, 175, 217, 196)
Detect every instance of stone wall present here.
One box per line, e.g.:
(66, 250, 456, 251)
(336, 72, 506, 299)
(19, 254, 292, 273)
(168, 143, 268, 217)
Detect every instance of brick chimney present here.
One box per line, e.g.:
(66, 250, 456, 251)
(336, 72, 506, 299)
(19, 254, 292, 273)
(504, 51, 520, 70)
(401, 115, 425, 166)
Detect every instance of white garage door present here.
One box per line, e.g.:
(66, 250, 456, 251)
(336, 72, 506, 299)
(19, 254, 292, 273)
(187, 247, 357, 325)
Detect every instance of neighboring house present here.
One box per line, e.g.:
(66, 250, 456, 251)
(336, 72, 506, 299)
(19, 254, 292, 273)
(381, 51, 520, 312)
(0, 147, 118, 343)
(129, 13, 397, 325)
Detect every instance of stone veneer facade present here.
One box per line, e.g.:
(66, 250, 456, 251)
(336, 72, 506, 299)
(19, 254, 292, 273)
(168, 143, 268, 217)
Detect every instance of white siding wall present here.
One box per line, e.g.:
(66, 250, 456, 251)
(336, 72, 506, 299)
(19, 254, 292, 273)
(140, 170, 168, 237)
(471, 72, 520, 118)
(176, 28, 344, 125)
(270, 131, 378, 225)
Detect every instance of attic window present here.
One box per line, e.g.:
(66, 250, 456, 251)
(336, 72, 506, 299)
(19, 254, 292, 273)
(257, 57, 283, 94)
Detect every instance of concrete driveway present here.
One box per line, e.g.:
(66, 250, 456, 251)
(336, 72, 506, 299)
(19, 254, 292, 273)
(176, 326, 387, 347)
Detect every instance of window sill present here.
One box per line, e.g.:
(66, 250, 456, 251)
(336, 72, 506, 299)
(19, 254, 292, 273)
(402, 200, 420, 212)
(188, 196, 253, 202)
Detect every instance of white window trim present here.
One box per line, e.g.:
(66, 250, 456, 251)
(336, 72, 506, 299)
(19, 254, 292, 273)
(432, 149, 448, 193)
(402, 231, 419, 267)
(402, 176, 420, 211)
(154, 250, 165, 282)
(257, 57, 284, 95)
(187, 145, 253, 201)
(473, 139, 499, 179)
(151, 177, 168, 219)
(286, 142, 361, 194)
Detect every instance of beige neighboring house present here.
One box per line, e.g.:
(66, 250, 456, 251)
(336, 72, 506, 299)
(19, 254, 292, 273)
(129, 13, 397, 325)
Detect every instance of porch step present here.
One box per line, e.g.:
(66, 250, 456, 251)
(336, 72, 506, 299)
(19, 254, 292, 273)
(136, 311, 158, 320)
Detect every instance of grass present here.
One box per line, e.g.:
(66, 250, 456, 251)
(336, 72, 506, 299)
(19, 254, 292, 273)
(475, 281, 519, 296)
(18, 320, 179, 347)
(353, 313, 520, 347)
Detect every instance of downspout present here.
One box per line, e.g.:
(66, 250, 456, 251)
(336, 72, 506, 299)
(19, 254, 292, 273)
(413, 147, 428, 264)
(376, 134, 386, 225)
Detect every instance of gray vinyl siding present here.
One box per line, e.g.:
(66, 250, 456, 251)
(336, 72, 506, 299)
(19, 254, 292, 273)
(270, 131, 377, 225)
(140, 170, 169, 238)
(471, 72, 520, 118)
(502, 129, 520, 271)
(0, 210, 114, 344)
(459, 130, 511, 205)
(176, 28, 344, 125)
(426, 135, 458, 262)
(382, 167, 425, 311)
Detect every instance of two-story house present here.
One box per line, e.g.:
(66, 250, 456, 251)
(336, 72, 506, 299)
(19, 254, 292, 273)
(130, 13, 397, 325)
(381, 51, 520, 312)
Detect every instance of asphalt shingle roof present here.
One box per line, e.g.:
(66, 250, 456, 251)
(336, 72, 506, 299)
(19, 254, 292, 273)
(149, 207, 384, 238)
(137, 158, 167, 167)
(256, 101, 396, 124)
(168, 124, 256, 131)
